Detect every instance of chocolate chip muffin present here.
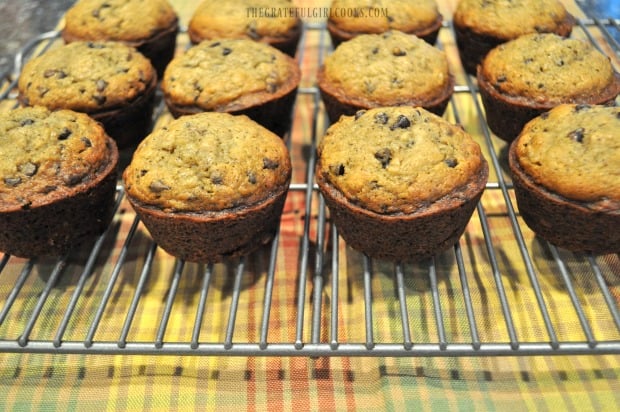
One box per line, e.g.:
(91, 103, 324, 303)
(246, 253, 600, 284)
(327, 0, 443, 47)
(61, 0, 179, 77)
(188, 0, 302, 57)
(0, 107, 119, 258)
(318, 31, 454, 123)
(316, 107, 488, 261)
(477, 33, 620, 142)
(123, 112, 292, 263)
(17, 41, 157, 149)
(453, 0, 574, 74)
(509, 104, 620, 254)
(162, 38, 300, 137)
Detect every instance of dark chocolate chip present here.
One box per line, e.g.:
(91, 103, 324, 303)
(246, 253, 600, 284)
(64, 174, 84, 186)
(4, 177, 21, 187)
(87, 42, 105, 49)
(574, 104, 591, 112)
(93, 95, 107, 105)
(41, 185, 57, 193)
(263, 158, 279, 170)
(390, 115, 411, 130)
(246, 24, 260, 40)
(20, 119, 34, 126)
(371, 47, 379, 55)
(444, 158, 458, 168)
(496, 75, 507, 83)
(19, 162, 38, 176)
(374, 112, 389, 125)
(222, 47, 232, 56)
(44, 69, 57, 78)
(354, 110, 366, 120)
(524, 57, 534, 64)
(568, 127, 585, 143)
(211, 174, 223, 185)
(540, 112, 550, 119)
(58, 128, 72, 140)
(330, 163, 345, 176)
(374, 148, 392, 168)
(149, 180, 170, 193)
(209, 42, 221, 48)
(266, 82, 277, 93)
(247, 172, 257, 184)
(81, 137, 92, 147)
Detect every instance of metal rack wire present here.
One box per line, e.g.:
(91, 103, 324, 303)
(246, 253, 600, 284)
(0, 18, 619, 357)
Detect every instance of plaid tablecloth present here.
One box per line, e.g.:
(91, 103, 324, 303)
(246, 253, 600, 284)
(0, 0, 619, 410)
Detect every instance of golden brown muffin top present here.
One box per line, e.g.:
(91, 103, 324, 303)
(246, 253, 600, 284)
(316, 107, 485, 214)
(62, 0, 178, 42)
(328, 0, 440, 34)
(479, 33, 618, 104)
(123, 112, 291, 213)
(162, 38, 299, 112)
(513, 104, 620, 204)
(188, 0, 300, 42)
(0, 106, 115, 210)
(18, 41, 156, 113)
(454, 0, 571, 40)
(321, 31, 451, 106)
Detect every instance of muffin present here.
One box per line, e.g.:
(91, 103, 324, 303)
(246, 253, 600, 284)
(0, 107, 119, 259)
(17, 41, 158, 149)
(122, 112, 292, 263)
(318, 31, 454, 123)
(188, 0, 302, 57)
(315, 106, 488, 262)
(327, 0, 443, 47)
(61, 0, 179, 77)
(508, 104, 620, 254)
(453, 0, 574, 75)
(477, 33, 620, 142)
(161, 38, 300, 137)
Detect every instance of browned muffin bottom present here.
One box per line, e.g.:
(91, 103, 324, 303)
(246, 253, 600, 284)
(316, 107, 488, 262)
(327, 0, 443, 47)
(17, 41, 158, 149)
(188, 0, 302, 57)
(123, 112, 292, 263)
(508, 104, 620, 254)
(0, 107, 119, 258)
(453, 0, 574, 75)
(61, 0, 179, 77)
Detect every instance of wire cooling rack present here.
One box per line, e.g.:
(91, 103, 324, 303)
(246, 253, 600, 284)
(0, 18, 618, 357)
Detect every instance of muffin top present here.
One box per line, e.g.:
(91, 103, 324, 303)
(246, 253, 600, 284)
(0, 106, 116, 211)
(479, 33, 619, 104)
(328, 0, 441, 34)
(513, 104, 620, 205)
(162, 38, 299, 112)
(454, 0, 572, 40)
(316, 107, 486, 214)
(62, 0, 178, 43)
(188, 0, 300, 43)
(18, 41, 156, 113)
(123, 112, 291, 213)
(320, 31, 452, 106)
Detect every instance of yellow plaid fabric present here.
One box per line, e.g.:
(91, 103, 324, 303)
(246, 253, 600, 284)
(0, 0, 619, 410)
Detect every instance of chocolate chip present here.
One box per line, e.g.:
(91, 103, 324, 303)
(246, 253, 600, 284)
(374, 112, 389, 125)
(390, 115, 411, 130)
(392, 47, 406, 57)
(540, 112, 550, 119)
(574, 104, 591, 112)
(37, 86, 49, 98)
(374, 148, 392, 168)
(211, 174, 223, 185)
(354, 110, 366, 120)
(209, 42, 221, 48)
(330, 163, 345, 176)
(41, 185, 57, 193)
(247, 172, 257, 184)
(149, 180, 170, 193)
(19, 162, 38, 176)
(524, 57, 534, 64)
(266, 82, 277, 93)
(222, 47, 232, 56)
(371, 47, 379, 55)
(81, 137, 92, 147)
(20, 119, 34, 126)
(4, 177, 21, 187)
(44, 69, 57, 78)
(93, 95, 107, 105)
(87, 42, 105, 49)
(246, 23, 260, 40)
(444, 158, 458, 168)
(568, 128, 585, 143)
(496, 75, 507, 83)
(58, 128, 72, 140)
(263, 158, 279, 170)
(96, 79, 108, 92)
